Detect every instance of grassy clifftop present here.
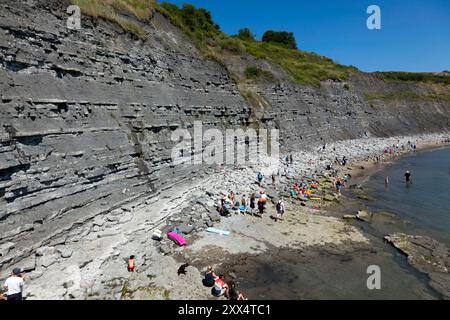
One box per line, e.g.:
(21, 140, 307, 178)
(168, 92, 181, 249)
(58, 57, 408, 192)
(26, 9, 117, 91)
(156, 2, 356, 86)
(374, 72, 450, 85)
(73, 0, 156, 38)
(72, 1, 450, 89)
(72, 0, 356, 86)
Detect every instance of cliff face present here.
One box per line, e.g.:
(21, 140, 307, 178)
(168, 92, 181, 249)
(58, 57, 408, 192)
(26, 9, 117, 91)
(0, 0, 251, 266)
(0, 0, 449, 271)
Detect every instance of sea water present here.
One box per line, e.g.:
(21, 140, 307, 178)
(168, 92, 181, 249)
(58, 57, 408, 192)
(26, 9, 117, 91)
(365, 147, 450, 246)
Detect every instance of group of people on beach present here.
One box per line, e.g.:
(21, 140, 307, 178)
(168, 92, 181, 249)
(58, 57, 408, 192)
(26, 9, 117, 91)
(202, 266, 246, 300)
(218, 189, 280, 218)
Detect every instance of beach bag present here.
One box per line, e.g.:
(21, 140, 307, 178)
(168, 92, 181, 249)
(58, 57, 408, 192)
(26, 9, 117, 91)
(152, 229, 162, 241)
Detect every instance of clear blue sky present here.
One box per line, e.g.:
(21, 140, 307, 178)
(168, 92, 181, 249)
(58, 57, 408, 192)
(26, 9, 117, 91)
(164, 0, 450, 72)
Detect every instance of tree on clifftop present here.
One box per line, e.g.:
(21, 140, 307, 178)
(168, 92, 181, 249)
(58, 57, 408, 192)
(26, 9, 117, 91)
(262, 30, 297, 49)
(237, 28, 255, 41)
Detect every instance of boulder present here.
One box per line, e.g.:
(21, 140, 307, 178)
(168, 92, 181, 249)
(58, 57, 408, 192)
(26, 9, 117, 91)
(0, 242, 14, 256)
(58, 247, 73, 259)
(36, 246, 56, 257)
(21, 255, 36, 272)
(323, 194, 336, 202)
(28, 270, 44, 280)
(205, 220, 214, 227)
(39, 253, 59, 268)
(356, 210, 372, 222)
(208, 212, 221, 222)
(179, 224, 195, 235)
(159, 244, 172, 255)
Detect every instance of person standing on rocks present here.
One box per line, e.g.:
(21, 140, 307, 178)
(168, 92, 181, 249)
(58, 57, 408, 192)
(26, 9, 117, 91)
(276, 200, 285, 221)
(336, 179, 343, 195)
(289, 154, 293, 165)
(257, 172, 264, 186)
(3, 268, 25, 300)
(127, 256, 136, 272)
(240, 195, 249, 214)
(249, 194, 256, 215)
(257, 199, 265, 216)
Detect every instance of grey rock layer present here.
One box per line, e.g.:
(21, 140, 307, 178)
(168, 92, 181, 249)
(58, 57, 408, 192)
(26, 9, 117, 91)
(385, 233, 450, 299)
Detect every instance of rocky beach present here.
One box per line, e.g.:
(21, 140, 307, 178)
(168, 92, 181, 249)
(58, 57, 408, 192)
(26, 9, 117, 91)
(3, 132, 446, 300)
(1, 0, 450, 302)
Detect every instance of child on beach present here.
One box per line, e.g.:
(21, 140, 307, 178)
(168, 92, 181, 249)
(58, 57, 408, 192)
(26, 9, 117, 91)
(336, 180, 343, 194)
(212, 275, 228, 297)
(227, 281, 246, 300)
(127, 255, 136, 272)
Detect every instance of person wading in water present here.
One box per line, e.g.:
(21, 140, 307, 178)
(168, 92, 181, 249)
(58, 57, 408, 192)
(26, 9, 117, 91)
(404, 170, 412, 184)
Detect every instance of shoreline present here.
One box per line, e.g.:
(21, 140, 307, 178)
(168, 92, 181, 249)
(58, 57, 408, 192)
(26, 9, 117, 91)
(17, 132, 450, 300)
(149, 132, 450, 299)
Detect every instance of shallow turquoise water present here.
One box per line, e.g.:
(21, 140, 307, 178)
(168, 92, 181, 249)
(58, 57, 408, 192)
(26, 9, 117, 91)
(365, 147, 450, 246)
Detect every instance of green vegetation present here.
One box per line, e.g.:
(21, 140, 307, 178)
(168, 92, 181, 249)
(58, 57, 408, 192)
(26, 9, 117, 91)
(74, 1, 450, 89)
(244, 66, 275, 81)
(237, 28, 255, 41)
(76, 1, 355, 86)
(262, 30, 297, 49)
(156, 3, 356, 86)
(375, 72, 450, 85)
(364, 91, 450, 103)
(72, 0, 155, 38)
(156, 2, 221, 50)
(243, 41, 355, 86)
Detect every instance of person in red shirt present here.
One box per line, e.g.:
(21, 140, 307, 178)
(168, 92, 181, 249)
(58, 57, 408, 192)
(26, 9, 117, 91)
(211, 274, 228, 297)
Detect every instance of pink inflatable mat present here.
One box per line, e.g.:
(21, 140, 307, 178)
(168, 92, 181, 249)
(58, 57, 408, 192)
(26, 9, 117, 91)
(167, 231, 187, 246)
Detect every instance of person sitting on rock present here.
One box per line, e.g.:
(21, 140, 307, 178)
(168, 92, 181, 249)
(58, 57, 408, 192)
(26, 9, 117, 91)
(202, 266, 217, 287)
(211, 274, 228, 297)
(226, 281, 246, 300)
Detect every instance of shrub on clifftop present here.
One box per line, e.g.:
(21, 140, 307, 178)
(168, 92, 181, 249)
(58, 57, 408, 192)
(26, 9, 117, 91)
(262, 30, 297, 49)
